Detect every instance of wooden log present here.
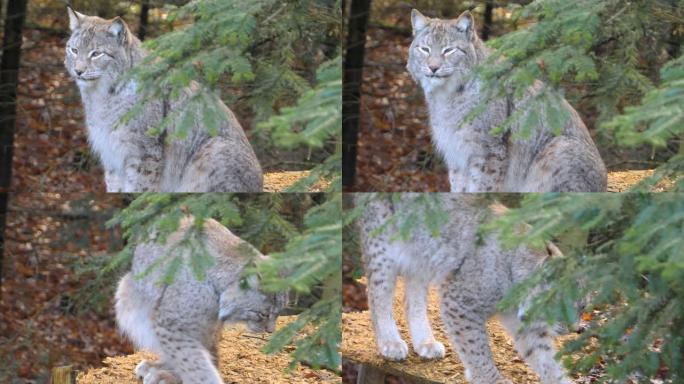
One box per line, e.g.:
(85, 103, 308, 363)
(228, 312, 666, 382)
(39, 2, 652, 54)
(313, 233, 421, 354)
(52, 365, 75, 384)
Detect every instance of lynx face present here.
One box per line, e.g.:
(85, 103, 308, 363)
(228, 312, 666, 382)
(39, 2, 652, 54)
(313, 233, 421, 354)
(65, 8, 134, 91)
(219, 277, 287, 333)
(407, 10, 479, 90)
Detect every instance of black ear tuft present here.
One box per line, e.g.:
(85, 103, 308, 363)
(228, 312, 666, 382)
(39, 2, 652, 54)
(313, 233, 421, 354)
(411, 9, 430, 35)
(454, 11, 475, 40)
(67, 7, 85, 31)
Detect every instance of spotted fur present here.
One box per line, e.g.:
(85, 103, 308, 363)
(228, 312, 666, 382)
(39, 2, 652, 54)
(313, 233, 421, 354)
(115, 218, 286, 384)
(407, 10, 607, 192)
(355, 194, 572, 384)
(65, 8, 263, 192)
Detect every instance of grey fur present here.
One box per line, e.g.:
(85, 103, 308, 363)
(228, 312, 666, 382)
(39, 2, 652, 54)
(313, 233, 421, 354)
(65, 8, 263, 192)
(407, 10, 607, 192)
(355, 194, 572, 384)
(115, 218, 286, 384)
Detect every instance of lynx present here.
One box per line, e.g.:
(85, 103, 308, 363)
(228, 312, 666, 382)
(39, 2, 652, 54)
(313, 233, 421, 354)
(115, 218, 286, 384)
(407, 10, 607, 192)
(356, 194, 572, 384)
(65, 8, 263, 192)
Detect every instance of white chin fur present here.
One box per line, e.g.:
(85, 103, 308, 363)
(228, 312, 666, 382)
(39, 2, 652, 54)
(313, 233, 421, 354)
(420, 76, 448, 93)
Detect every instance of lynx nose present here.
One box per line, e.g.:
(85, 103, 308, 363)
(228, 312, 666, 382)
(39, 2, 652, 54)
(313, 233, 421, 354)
(429, 64, 440, 73)
(75, 69, 84, 76)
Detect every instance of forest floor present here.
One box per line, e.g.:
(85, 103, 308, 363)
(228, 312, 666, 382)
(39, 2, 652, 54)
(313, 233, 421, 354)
(77, 316, 338, 384)
(0, 193, 130, 383)
(10, 28, 321, 194)
(351, 25, 669, 192)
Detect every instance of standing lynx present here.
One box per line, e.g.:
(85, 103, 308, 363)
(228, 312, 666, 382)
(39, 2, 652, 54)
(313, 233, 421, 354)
(356, 194, 572, 384)
(407, 10, 607, 192)
(115, 218, 286, 384)
(65, 8, 263, 192)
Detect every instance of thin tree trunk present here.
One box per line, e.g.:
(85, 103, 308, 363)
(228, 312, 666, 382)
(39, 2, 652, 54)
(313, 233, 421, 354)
(0, 0, 27, 289)
(138, 0, 150, 41)
(482, 0, 494, 41)
(342, 0, 371, 188)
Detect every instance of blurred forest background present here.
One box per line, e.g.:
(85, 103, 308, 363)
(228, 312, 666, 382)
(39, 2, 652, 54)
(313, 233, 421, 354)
(343, 0, 684, 191)
(0, 192, 341, 382)
(0, 0, 341, 195)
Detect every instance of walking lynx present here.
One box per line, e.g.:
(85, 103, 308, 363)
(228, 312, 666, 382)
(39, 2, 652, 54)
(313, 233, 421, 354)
(407, 10, 607, 192)
(115, 218, 286, 384)
(356, 194, 572, 384)
(65, 8, 263, 192)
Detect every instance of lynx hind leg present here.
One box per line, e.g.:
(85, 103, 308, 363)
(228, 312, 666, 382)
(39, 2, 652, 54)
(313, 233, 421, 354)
(439, 284, 511, 383)
(180, 137, 263, 192)
(499, 312, 573, 384)
(404, 275, 445, 359)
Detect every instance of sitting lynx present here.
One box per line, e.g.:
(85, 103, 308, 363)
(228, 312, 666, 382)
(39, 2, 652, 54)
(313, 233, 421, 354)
(65, 8, 263, 192)
(115, 217, 286, 384)
(356, 194, 572, 384)
(407, 10, 607, 192)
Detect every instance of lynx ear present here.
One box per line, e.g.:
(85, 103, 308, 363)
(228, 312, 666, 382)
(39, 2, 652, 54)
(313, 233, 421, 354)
(453, 11, 475, 39)
(411, 9, 429, 35)
(109, 17, 129, 44)
(67, 7, 85, 31)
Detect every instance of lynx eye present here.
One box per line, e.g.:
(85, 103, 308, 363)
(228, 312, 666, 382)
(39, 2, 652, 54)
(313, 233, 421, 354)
(90, 51, 104, 59)
(443, 47, 465, 55)
(69, 47, 78, 55)
(419, 46, 430, 54)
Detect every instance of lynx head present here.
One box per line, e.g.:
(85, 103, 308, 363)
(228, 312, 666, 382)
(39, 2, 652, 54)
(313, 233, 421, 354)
(218, 273, 288, 333)
(407, 9, 483, 93)
(65, 7, 140, 92)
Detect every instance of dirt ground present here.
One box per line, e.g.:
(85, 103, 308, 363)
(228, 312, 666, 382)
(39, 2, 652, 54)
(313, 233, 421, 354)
(342, 280, 576, 384)
(77, 316, 339, 384)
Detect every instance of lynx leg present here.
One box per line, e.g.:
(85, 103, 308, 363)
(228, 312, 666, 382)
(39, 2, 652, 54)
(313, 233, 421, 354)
(448, 169, 467, 193)
(404, 275, 445, 359)
(439, 288, 511, 383)
(104, 168, 124, 192)
(499, 312, 573, 384)
(153, 324, 224, 384)
(366, 259, 407, 360)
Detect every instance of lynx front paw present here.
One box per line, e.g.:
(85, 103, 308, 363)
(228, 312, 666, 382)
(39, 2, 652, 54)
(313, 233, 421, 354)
(142, 370, 181, 384)
(135, 360, 155, 379)
(415, 340, 445, 359)
(378, 339, 409, 361)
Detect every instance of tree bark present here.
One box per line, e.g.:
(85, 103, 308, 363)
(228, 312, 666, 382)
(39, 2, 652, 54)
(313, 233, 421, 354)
(0, 0, 27, 287)
(138, 0, 150, 41)
(482, 0, 494, 41)
(342, 0, 371, 188)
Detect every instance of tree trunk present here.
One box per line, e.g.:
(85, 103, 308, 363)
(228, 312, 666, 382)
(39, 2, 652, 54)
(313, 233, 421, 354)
(138, 0, 150, 41)
(0, 0, 27, 287)
(482, 0, 494, 41)
(342, 0, 371, 188)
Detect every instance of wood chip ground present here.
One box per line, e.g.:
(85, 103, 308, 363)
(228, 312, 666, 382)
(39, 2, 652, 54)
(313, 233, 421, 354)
(342, 280, 574, 384)
(77, 316, 339, 384)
